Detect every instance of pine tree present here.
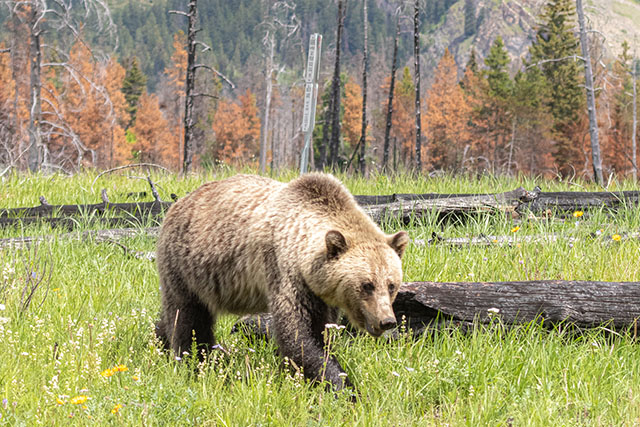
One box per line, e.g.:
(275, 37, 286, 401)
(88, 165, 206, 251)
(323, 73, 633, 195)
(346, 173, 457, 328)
(122, 57, 147, 129)
(478, 36, 514, 173)
(485, 37, 512, 101)
(528, 0, 584, 175)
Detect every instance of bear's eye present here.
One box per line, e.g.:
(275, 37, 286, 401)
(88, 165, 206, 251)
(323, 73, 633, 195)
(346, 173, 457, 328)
(388, 283, 396, 293)
(361, 282, 375, 295)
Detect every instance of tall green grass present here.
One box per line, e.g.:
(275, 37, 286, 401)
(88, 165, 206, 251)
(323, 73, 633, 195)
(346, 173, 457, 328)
(0, 170, 639, 425)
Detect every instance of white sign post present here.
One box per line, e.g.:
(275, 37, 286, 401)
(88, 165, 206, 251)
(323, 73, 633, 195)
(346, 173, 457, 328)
(300, 33, 322, 174)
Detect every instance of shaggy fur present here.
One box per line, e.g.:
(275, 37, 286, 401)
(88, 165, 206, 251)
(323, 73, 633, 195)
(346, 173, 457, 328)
(155, 173, 409, 390)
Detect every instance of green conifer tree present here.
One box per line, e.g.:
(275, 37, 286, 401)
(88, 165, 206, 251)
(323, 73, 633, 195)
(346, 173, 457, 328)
(485, 36, 512, 101)
(122, 57, 147, 129)
(527, 0, 584, 173)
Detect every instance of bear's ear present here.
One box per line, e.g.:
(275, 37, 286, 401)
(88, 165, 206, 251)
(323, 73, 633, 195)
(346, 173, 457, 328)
(325, 230, 348, 259)
(387, 231, 409, 258)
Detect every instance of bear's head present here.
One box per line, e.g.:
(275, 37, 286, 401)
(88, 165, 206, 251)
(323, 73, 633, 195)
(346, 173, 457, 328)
(312, 229, 409, 337)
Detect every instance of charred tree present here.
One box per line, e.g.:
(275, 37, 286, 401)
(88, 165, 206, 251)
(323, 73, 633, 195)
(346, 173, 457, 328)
(181, 0, 197, 175)
(413, 0, 423, 171)
(382, 11, 400, 172)
(328, 0, 346, 169)
(576, 0, 603, 185)
(633, 58, 638, 179)
(27, 3, 42, 172)
(357, 0, 369, 175)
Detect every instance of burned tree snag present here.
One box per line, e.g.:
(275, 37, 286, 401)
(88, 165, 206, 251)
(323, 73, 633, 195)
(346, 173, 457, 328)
(182, 0, 197, 175)
(382, 11, 400, 172)
(358, 0, 368, 175)
(413, 0, 422, 171)
(328, 0, 346, 169)
(576, 0, 603, 185)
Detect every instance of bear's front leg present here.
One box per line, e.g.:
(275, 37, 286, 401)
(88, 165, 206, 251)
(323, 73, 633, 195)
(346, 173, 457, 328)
(270, 288, 353, 392)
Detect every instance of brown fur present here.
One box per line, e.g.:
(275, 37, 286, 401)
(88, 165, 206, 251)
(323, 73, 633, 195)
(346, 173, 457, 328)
(155, 173, 409, 390)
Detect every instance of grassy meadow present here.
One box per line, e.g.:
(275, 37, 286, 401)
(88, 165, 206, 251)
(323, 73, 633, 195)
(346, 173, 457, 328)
(1, 169, 639, 426)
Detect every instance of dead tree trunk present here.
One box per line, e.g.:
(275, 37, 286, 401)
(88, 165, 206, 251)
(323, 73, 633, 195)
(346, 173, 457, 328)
(382, 12, 400, 172)
(357, 0, 368, 175)
(260, 31, 275, 174)
(27, 4, 42, 172)
(576, 0, 603, 185)
(632, 59, 638, 179)
(413, 0, 422, 172)
(233, 280, 640, 338)
(361, 187, 537, 224)
(396, 280, 640, 330)
(181, 0, 197, 174)
(328, 0, 346, 169)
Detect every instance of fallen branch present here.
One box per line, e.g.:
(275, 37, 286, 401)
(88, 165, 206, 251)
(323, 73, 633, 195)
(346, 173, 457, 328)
(90, 163, 171, 192)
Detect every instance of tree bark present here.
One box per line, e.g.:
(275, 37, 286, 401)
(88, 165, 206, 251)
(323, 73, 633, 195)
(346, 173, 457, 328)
(233, 280, 640, 337)
(182, 0, 197, 174)
(382, 13, 400, 172)
(397, 280, 640, 329)
(328, 0, 346, 168)
(413, 0, 423, 172)
(27, 4, 42, 172)
(632, 59, 638, 180)
(357, 0, 368, 175)
(576, 0, 603, 185)
(260, 32, 275, 174)
(360, 187, 536, 224)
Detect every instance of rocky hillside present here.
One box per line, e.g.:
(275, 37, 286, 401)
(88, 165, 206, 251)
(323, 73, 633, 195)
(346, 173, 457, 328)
(420, 0, 640, 74)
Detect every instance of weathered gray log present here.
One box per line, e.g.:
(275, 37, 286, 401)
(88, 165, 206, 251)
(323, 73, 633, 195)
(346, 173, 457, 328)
(0, 217, 161, 230)
(414, 231, 640, 247)
(0, 201, 171, 218)
(362, 187, 536, 224)
(397, 281, 640, 329)
(521, 191, 640, 213)
(233, 280, 640, 338)
(0, 227, 159, 250)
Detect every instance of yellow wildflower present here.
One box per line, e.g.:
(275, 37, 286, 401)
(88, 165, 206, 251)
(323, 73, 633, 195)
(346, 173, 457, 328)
(114, 364, 128, 372)
(56, 398, 65, 406)
(573, 211, 584, 218)
(132, 375, 139, 381)
(111, 404, 123, 414)
(511, 226, 520, 233)
(100, 368, 114, 377)
(70, 395, 88, 405)
(612, 234, 622, 241)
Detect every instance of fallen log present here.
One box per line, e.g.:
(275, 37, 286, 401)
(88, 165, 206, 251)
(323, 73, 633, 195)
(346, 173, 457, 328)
(361, 187, 537, 224)
(0, 217, 162, 230)
(521, 190, 640, 213)
(0, 227, 159, 250)
(396, 280, 640, 329)
(232, 280, 640, 337)
(413, 231, 639, 247)
(0, 200, 172, 218)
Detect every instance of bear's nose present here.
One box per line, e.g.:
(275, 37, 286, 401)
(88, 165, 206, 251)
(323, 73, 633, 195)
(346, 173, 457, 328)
(380, 317, 397, 331)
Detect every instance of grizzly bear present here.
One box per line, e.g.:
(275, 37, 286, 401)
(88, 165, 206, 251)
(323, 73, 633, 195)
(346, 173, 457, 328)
(155, 173, 409, 391)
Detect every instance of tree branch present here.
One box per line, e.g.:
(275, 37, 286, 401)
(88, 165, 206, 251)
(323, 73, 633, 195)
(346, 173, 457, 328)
(193, 64, 236, 88)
